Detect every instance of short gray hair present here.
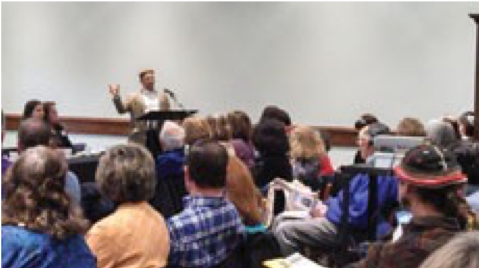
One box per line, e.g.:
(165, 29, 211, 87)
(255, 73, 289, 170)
(426, 119, 458, 148)
(159, 120, 185, 151)
(96, 144, 156, 203)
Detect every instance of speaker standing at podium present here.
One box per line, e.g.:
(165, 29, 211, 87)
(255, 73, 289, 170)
(108, 69, 170, 145)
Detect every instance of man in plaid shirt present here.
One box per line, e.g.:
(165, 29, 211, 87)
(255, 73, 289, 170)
(167, 140, 245, 268)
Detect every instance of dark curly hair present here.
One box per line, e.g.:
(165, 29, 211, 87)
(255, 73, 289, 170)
(2, 146, 88, 240)
(253, 119, 290, 156)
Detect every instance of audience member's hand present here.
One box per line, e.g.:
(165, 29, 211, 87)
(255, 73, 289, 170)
(108, 84, 120, 96)
(310, 202, 328, 218)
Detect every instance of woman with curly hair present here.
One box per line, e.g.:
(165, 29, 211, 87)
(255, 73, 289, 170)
(1, 146, 96, 268)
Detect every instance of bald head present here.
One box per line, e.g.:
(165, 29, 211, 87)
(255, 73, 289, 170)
(18, 118, 51, 152)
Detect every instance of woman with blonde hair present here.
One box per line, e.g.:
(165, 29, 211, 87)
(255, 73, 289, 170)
(182, 116, 211, 146)
(289, 126, 334, 189)
(206, 114, 232, 142)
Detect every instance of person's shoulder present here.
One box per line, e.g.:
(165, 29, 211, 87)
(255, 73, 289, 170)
(167, 208, 192, 226)
(125, 90, 142, 101)
(87, 209, 122, 237)
(142, 202, 168, 226)
(222, 199, 244, 221)
(2, 226, 49, 252)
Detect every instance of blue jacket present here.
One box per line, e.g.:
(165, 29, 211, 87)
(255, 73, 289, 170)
(156, 149, 185, 180)
(2, 225, 96, 268)
(326, 173, 398, 231)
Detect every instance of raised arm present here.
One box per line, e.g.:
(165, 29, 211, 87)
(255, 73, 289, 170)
(109, 84, 129, 114)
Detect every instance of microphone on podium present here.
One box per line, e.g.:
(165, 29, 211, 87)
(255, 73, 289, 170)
(164, 88, 176, 98)
(164, 88, 184, 109)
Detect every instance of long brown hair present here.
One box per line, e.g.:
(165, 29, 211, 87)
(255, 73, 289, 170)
(226, 156, 265, 225)
(2, 146, 88, 239)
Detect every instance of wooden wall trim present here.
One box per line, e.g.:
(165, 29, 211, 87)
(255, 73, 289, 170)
(316, 126, 358, 147)
(6, 114, 130, 136)
(5, 114, 358, 147)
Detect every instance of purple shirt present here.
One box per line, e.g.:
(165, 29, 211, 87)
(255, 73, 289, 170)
(2, 155, 11, 176)
(231, 139, 255, 169)
(2, 155, 12, 200)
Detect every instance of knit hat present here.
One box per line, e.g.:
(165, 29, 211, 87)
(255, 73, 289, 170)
(394, 144, 467, 188)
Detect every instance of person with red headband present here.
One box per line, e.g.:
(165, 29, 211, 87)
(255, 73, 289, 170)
(348, 144, 468, 268)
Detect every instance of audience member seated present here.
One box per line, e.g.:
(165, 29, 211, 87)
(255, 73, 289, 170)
(227, 155, 283, 268)
(227, 155, 267, 229)
(453, 143, 479, 196)
(2, 146, 96, 268)
(182, 116, 211, 146)
(15, 118, 81, 204)
(347, 144, 468, 268)
(80, 182, 115, 224)
(167, 140, 245, 268)
(150, 120, 187, 217)
(458, 111, 475, 141)
(227, 110, 255, 169)
(274, 123, 397, 257)
(451, 112, 479, 195)
(2, 111, 11, 176)
(43, 101, 73, 148)
(252, 119, 293, 190)
(353, 113, 379, 164)
(427, 115, 479, 195)
(259, 105, 292, 129)
(206, 114, 236, 155)
(357, 122, 390, 164)
(22, 99, 45, 120)
(252, 118, 293, 216)
(206, 114, 232, 142)
(426, 118, 460, 148)
(419, 231, 479, 268)
(86, 144, 169, 268)
(290, 125, 335, 190)
(396, 117, 426, 137)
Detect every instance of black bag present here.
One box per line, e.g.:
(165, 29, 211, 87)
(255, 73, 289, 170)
(240, 231, 283, 268)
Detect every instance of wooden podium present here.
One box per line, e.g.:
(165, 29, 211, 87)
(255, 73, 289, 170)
(137, 110, 197, 157)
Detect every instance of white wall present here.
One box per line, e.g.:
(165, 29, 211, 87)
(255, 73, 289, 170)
(2, 2, 478, 128)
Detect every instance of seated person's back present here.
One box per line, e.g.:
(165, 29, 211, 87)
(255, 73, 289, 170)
(2, 146, 95, 268)
(348, 145, 468, 268)
(86, 144, 169, 268)
(167, 140, 245, 268)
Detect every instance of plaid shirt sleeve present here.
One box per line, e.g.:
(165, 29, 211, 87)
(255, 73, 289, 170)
(167, 198, 245, 267)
